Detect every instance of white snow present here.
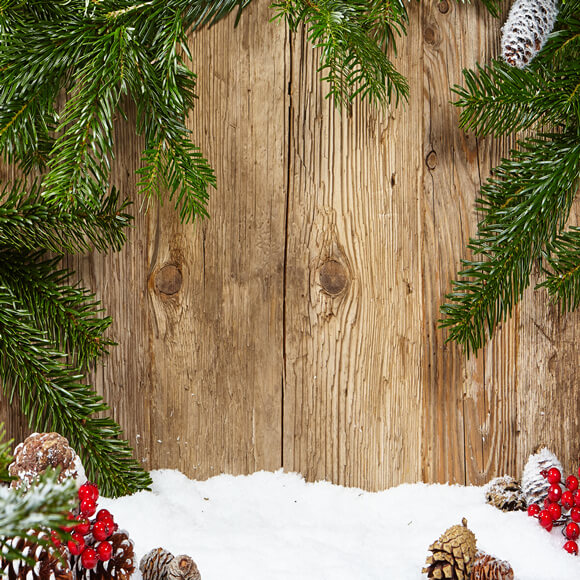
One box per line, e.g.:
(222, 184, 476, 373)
(100, 469, 580, 579)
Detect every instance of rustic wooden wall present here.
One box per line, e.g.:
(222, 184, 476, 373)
(2, 0, 579, 490)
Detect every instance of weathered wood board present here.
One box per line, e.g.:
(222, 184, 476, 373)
(1, 0, 578, 489)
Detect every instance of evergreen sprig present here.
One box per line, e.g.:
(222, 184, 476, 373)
(441, 0, 580, 355)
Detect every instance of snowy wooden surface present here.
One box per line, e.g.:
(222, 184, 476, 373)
(2, 0, 579, 489)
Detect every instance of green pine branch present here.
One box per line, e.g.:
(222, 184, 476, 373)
(0, 285, 152, 497)
(540, 227, 580, 312)
(0, 251, 114, 370)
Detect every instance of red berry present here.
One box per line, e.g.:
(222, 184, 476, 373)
(50, 530, 61, 548)
(566, 522, 580, 540)
(548, 502, 562, 521)
(92, 520, 109, 542)
(97, 541, 112, 562)
(548, 484, 563, 502)
(572, 507, 580, 522)
(103, 519, 115, 537)
(539, 509, 553, 528)
(548, 468, 562, 484)
(96, 509, 113, 522)
(79, 499, 97, 517)
(564, 540, 579, 555)
(68, 532, 85, 556)
(81, 547, 98, 569)
(562, 490, 575, 510)
(78, 482, 99, 502)
(566, 475, 579, 491)
(544, 498, 552, 508)
(75, 516, 91, 536)
(541, 469, 549, 479)
(61, 512, 76, 533)
(528, 504, 541, 517)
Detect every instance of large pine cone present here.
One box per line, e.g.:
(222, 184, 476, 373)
(0, 535, 72, 580)
(71, 530, 135, 580)
(422, 518, 477, 579)
(167, 555, 201, 579)
(139, 547, 175, 580)
(471, 551, 514, 580)
(9, 432, 85, 489)
(521, 448, 562, 509)
(501, 0, 559, 68)
(485, 476, 526, 512)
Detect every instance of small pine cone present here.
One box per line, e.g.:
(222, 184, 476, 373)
(484, 476, 526, 512)
(168, 555, 201, 580)
(0, 535, 72, 580)
(9, 432, 86, 490)
(72, 530, 135, 580)
(471, 551, 514, 580)
(521, 448, 562, 509)
(422, 518, 477, 579)
(139, 547, 175, 580)
(501, 0, 559, 68)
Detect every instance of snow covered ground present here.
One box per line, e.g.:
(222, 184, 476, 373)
(101, 469, 580, 579)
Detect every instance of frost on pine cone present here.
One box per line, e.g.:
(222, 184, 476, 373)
(0, 535, 72, 580)
(140, 548, 201, 580)
(9, 432, 86, 489)
(422, 518, 477, 579)
(484, 476, 526, 512)
(501, 0, 559, 68)
(71, 530, 135, 580)
(521, 447, 562, 507)
(471, 551, 514, 580)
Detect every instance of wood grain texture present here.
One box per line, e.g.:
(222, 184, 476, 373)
(0, 0, 578, 491)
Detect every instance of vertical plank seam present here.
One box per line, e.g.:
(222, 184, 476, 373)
(282, 24, 293, 470)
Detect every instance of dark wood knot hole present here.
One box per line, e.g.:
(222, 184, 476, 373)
(319, 260, 349, 296)
(155, 264, 183, 295)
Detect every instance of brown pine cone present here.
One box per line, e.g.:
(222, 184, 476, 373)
(9, 432, 85, 489)
(485, 476, 526, 512)
(422, 518, 477, 579)
(168, 554, 202, 579)
(139, 547, 175, 580)
(471, 551, 514, 580)
(71, 530, 135, 580)
(0, 535, 72, 580)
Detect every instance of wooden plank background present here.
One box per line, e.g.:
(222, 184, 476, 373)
(1, 0, 579, 490)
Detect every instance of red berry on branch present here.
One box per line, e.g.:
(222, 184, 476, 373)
(548, 484, 563, 502)
(75, 516, 91, 536)
(572, 507, 580, 523)
(528, 504, 541, 517)
(81, 547, 98, 569)
(564, 540, 579, 555)
(50, 530, 61, 548)
(80, 498, 97, 517)
(541, 469, 549, 479)
(562, 491, 575, 510)
(566, 475, 579, 492)
(548, 468, 562, 484)
(96, 509, 113, 522)
(97, 541, 113, 562)
(92, 520, 109, 542)
(68, 532, 85, 556)
(566, 522, 580, 540)
(103, 519, 115, 537)
(544, 498, 552, 508)
(548, 502, 562, 521)
(539, 510, 553, 529)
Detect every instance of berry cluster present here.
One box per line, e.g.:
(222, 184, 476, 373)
(527, 466, 580, 555)
(56, 482, 119, 569)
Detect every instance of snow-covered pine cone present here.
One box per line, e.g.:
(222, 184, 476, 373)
(71, 530, 135, 580)
(167, 555, 201, 580)
(501, 0, 559, 68)
(471, 550, 514, 579)
(521, 447, 563, 509)
(0, 534, 72, 580)
(139, 547, 175, 580)
(485, 476, 526, 512)
(9, 432, 86, 490)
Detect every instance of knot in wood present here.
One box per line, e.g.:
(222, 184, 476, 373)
(438, 0, 449, 13)
(426, 150, 438, 170)
(155, 264, 183, 295)
(319, 260, 349, 296)
(424, 27, 436, 45)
